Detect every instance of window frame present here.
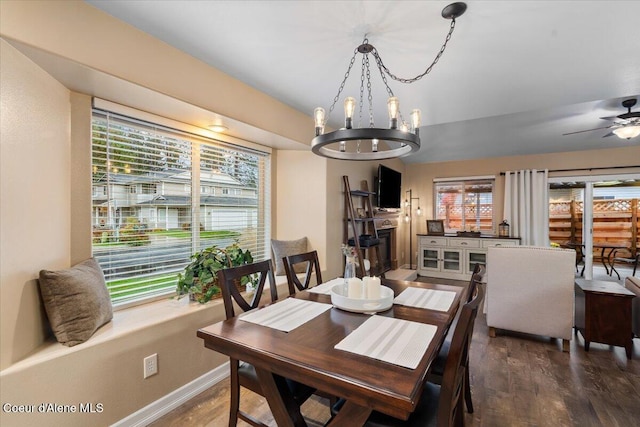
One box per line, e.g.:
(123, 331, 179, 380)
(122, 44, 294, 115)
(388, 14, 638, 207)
(433, 176, 495, 234)
(91, 106, 271, 309)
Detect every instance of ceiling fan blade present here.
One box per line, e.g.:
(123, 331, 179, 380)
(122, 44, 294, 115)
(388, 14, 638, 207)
(599, 115, 619, 121)
(602, 132, 616, 138)
(562, 125, 613, 136)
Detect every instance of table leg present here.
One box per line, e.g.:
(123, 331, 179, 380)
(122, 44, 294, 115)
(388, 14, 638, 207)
(600, 247, 610, 275)
(326, 400, 372, 427)
(254, 367, 307, 427)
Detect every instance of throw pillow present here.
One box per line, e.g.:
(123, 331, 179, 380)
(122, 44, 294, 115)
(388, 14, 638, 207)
(39, 258, 113, 347)
(271, 237, 308, 275)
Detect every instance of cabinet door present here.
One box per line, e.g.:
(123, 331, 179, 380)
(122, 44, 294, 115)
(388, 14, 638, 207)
(465, 249, 487, 275)
(442, 249, 463, 273)
(420, 247, 440, 272)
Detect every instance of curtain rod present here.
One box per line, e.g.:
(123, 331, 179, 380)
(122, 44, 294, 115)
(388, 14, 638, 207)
(499, 165, 640, 176)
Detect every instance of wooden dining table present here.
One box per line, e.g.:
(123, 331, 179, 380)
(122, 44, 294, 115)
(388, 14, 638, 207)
(197, 278, 464, 427)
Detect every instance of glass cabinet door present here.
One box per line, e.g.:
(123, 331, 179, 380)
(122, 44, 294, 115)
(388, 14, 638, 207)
(467, 250, 487, 274)
(421, 248, 439, 270)
(442, 249, 462, 273)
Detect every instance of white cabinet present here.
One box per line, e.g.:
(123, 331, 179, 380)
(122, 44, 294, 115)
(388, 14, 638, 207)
(420, 247, 463, 275)
(418, 235, 520, 280)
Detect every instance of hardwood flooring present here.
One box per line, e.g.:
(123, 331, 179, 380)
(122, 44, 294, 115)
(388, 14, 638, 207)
(151, 276, 640, 427)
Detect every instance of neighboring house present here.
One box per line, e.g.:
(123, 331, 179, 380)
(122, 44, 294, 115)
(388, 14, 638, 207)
(92, 169, 257, 231)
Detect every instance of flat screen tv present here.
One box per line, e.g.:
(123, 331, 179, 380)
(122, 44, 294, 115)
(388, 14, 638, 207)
(376, 165, 402, 209)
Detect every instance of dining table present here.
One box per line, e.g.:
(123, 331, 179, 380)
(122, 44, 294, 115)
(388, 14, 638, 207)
(197, 277, 464, 427)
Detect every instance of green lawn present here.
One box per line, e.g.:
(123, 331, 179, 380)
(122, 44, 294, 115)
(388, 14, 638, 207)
(107, 273, 178, 301)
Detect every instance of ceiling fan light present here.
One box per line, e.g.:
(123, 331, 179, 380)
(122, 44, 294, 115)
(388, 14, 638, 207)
(613, 125, 640, 140)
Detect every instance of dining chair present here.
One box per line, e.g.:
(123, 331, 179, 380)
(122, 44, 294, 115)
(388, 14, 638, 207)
(282, 250, 340, 408)
(331, 284, 485, 427)
(428, 264, 485, 414)
(283, 250, 323, 296)
(217, 260, 314, 427)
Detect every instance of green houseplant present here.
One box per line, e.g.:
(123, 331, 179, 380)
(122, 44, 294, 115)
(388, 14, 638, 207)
(176, 242, 256, 303)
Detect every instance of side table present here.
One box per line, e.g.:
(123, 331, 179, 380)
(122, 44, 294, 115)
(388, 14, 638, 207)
(575, 279, 635, 358)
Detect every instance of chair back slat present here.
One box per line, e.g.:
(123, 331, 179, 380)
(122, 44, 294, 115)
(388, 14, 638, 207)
(218, 260, 278, 320)
(438, 285, 485, 427)
(283, 250, 323, 295)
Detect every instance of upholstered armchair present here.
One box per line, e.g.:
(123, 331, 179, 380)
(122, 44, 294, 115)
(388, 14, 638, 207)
(486, 246, 576, 351)
(625, 276, 640, 338)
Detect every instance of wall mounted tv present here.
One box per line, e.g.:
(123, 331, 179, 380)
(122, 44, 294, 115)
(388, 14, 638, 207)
(376, 165, 402, 209)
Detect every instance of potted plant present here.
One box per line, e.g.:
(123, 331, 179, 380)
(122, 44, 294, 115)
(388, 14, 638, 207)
(176, 241, 256, 303)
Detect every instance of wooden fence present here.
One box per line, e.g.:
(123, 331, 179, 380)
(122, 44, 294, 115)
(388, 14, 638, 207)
(549, 198, 639, 257)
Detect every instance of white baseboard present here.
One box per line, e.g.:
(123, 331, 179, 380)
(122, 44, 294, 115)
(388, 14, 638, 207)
(112, 363, 229, 427)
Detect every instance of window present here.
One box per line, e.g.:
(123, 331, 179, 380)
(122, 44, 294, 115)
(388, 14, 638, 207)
(92, 109, 271, 307)
(434, 179, 494, 233)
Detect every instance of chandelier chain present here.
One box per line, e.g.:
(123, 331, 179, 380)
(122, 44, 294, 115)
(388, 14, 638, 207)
(359, 54, 366, 129)
(372, 18, 457, 84)
(326, 47, 359, 122)
(365, 55, 374, 128)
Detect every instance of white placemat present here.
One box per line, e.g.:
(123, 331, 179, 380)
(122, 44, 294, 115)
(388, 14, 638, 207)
(239, 298, 331, 332)
(308, 277, 345, 294)
(394, 287, 457, 312)
(335, 316, 436, 369)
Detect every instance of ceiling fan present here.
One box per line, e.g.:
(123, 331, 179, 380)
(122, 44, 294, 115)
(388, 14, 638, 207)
(563, 98, 640, 139)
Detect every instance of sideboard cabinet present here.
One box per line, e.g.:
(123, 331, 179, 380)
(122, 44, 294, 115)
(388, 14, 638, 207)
(417, 235, 520, 280)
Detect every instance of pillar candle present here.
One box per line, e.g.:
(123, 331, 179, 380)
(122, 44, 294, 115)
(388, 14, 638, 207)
(366, 276, 381, 300)
(348, 277, 363, 299)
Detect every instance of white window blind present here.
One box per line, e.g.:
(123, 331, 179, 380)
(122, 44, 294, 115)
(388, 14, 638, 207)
(92, 109, 270, 307)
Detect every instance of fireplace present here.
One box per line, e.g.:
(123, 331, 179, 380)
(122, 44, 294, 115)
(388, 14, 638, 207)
(377, 228, 397, 271)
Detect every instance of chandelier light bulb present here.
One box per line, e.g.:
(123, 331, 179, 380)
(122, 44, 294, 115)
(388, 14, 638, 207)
(410, 109, 421, 135)
(344, 97, 356, 129)
(416, 206, 422, 216)
(314, 107, 325, 136)
(613, 125, 640, 140)
(400, 121, 409, 132)
(404, 213, 410, 223)
(387, 97, 400, 129)
(339, 141, 346, 152)
(372, 138, 379, 152)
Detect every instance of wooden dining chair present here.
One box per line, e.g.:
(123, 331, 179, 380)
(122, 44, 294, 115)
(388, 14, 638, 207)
(283, 250, 323, 295)
(429, 264, 485, 414)
(331, 284, 485, 427)
(218, 260, 314, 427)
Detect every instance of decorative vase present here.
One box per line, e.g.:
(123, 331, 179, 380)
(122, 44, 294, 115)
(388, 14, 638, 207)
(344, 256, 357, 283)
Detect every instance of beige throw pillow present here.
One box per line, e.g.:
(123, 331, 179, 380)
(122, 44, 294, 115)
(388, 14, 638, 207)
(39, 258, 113, 347)
(271, 237, 308, 275)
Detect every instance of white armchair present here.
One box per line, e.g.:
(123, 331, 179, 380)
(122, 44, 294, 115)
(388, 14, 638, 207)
(487, 246, 575, 351)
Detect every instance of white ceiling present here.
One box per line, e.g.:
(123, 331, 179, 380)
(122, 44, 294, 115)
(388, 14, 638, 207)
(84, 0, 640, 164)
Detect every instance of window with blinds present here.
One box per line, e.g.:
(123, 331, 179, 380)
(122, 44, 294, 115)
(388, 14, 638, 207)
(92, 109, 270, 307)
(434, 179, 494, 233)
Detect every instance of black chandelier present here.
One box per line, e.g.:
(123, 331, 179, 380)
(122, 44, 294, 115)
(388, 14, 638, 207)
(311, 2, 467, 161)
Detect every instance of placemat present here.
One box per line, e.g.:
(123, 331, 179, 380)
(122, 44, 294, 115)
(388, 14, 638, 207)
(334, 315, 436, 369)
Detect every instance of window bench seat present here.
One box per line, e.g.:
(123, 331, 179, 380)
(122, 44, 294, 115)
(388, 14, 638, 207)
(0, 275, 294, 426)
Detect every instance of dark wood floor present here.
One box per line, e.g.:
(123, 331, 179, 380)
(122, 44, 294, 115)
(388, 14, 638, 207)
(151, 275, 640, 427)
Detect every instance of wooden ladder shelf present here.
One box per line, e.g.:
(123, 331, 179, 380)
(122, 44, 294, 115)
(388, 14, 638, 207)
(343, 175, 386, 278)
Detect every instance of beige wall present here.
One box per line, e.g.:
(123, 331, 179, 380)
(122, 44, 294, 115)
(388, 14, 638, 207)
(275, 151, 328, 267)
(0, 38, 71, 369)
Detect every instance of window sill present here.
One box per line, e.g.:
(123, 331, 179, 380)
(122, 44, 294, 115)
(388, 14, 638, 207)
(1, 275, 293, 376)
(1, 296, 220, 376)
